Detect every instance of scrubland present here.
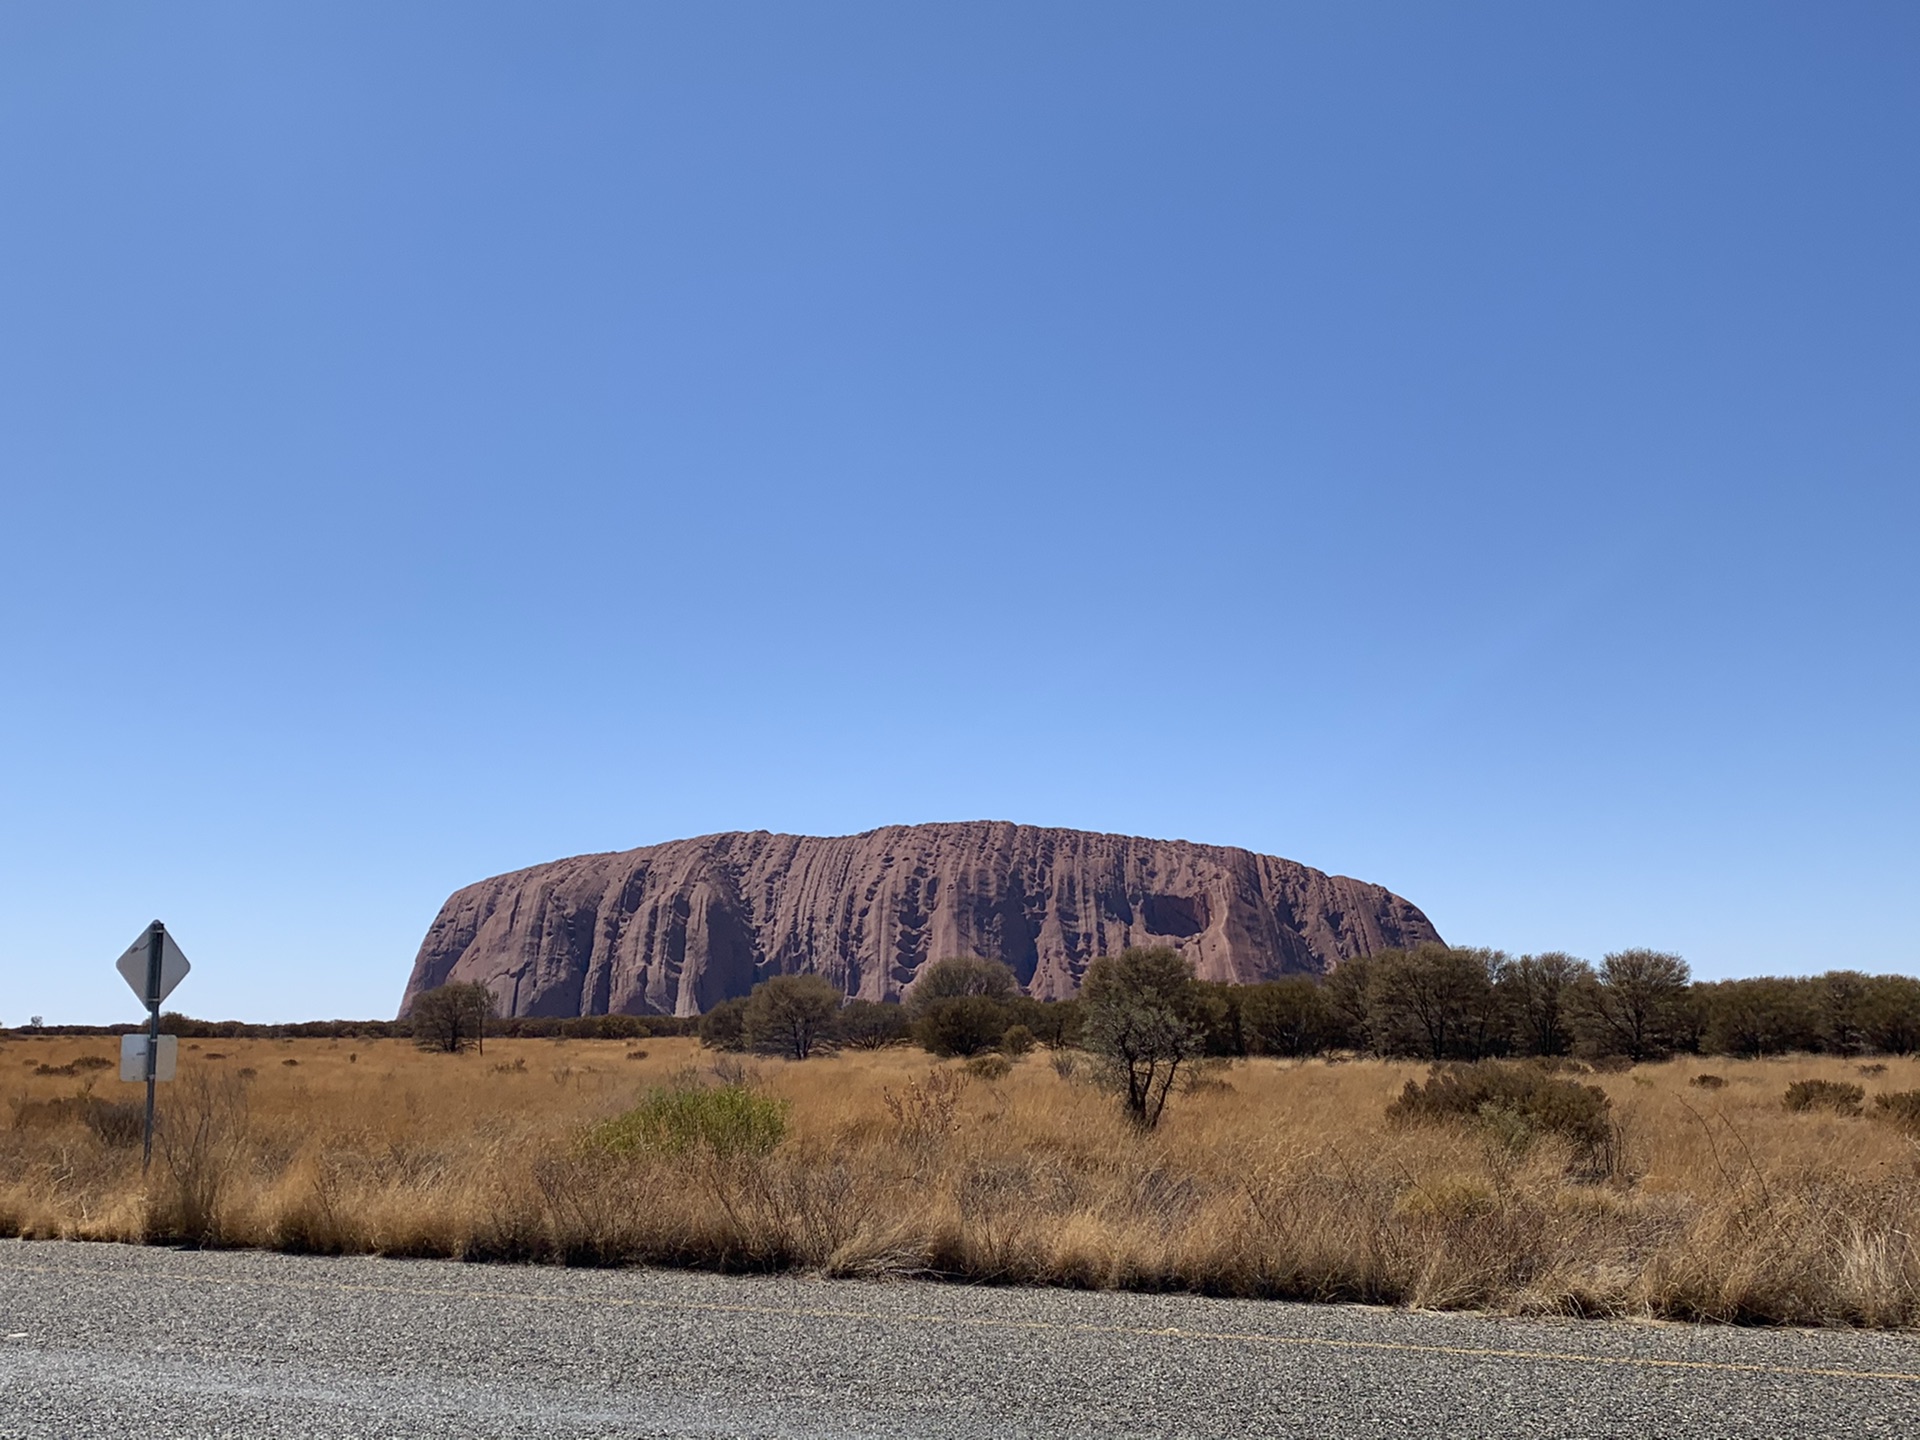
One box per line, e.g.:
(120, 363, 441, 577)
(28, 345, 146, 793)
(3, 1034, 1917, 1327)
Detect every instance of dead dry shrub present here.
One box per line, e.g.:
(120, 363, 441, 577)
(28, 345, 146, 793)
(1868, 1090, 1920, 1134)
(882, 1069, 969, 1150)
(81, 1097, 144, 1148)
(1689, 1074, 1727, 1090)
(709, 1055, 762, 1088)
(1782, 1079, 1863, 1115)
(9, 1091, 144, 1148)
(148, 1070, 253, 1245)
(965, 1054, 1012, 1082)
(1179, 1059, 1235, 1095)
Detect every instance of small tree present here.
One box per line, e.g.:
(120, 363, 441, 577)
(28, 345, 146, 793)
(1023, 997, 1083, 1050)
(1575, 949, 1691, 1061)
(743, 974, 841, 1060)
(1366, 945, 1505, 1061)
(408, 982, 496, 1054)
(1321, 954, 1375, 1051)
(1862, 975, 1920, 1055)
(1499, 952, 1591, 1058)
(1239, 976, 1330, 1057)
(836, 998, 910, 1049)
(1079, 947, 1206, 1129)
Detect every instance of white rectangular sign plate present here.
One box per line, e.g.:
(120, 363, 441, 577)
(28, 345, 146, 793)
(120, 1033, 178, 1083)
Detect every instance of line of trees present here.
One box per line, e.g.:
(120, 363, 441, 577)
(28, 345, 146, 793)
(695, 946, 1920, 1065)
(77, 947, 1914, 1063)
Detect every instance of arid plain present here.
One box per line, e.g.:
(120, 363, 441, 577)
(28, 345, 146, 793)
(4, 1034, 1916, 1328)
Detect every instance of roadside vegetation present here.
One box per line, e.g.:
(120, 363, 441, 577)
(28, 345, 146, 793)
(3, 1027, 1918, 1325)
(7, 945, 1920, 1324)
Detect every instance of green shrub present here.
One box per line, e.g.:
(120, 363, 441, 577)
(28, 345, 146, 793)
(697, 998, 750, 1052)
(589, 1083, 787, 1159)
(1868, 1090, 1920, 1133)
(1386, 1061, 1612, 1158)
(999, 1025, 1035, 1058)
(1782, 1079, 1864, 1115)
(914, 995, 1016, 1058)
(836, 999, 910, 1049)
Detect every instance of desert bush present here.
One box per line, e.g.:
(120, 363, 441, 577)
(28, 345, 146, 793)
(1857, 1062, 1887, 1077)
(1782, 1079, 1864, 1115)
(999, 1025, 1035, 1058)
(1049, 1050, 1078, 1081)
(1690, 1074, 1727, 1090)
(836, 1000, 910, 1050)
(1386, 1061, 1612, 1162)
(914, 996, 1016, 1058)
(907, 957, 1018, 1007)
(625, 1049, 649, 1061)
(589, 1083, 787, 1159)
(698, 998, 750, 1052)
(965, 1054, 1013, 1082)
(1868, 1090, 1920, 1133)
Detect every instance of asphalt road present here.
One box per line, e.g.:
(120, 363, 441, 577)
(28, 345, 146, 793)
(2, 1241, 1916, 1438)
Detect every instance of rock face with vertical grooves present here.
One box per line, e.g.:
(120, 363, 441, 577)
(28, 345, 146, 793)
(399, 822, 1443, 1017)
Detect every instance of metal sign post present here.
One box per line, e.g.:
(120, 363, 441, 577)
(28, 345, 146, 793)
(114, 920, 191, 1173)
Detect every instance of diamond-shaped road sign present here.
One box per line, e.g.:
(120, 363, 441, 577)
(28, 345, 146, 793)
(115, 923, 190, 1007)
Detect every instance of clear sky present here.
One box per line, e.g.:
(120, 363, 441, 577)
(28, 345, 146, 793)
(2, 3, 1915, 1025)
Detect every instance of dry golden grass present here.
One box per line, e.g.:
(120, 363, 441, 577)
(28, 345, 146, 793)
(3, 1033, 1917, 1326)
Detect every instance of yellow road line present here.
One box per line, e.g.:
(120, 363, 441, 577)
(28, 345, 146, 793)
(4, 1259, 1918, 1385)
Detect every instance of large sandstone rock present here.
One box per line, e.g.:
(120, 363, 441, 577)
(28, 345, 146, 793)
(400, 822, 1442, 1017)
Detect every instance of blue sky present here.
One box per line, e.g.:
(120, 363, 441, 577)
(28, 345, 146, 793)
(2, 3, 1915, 1024)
